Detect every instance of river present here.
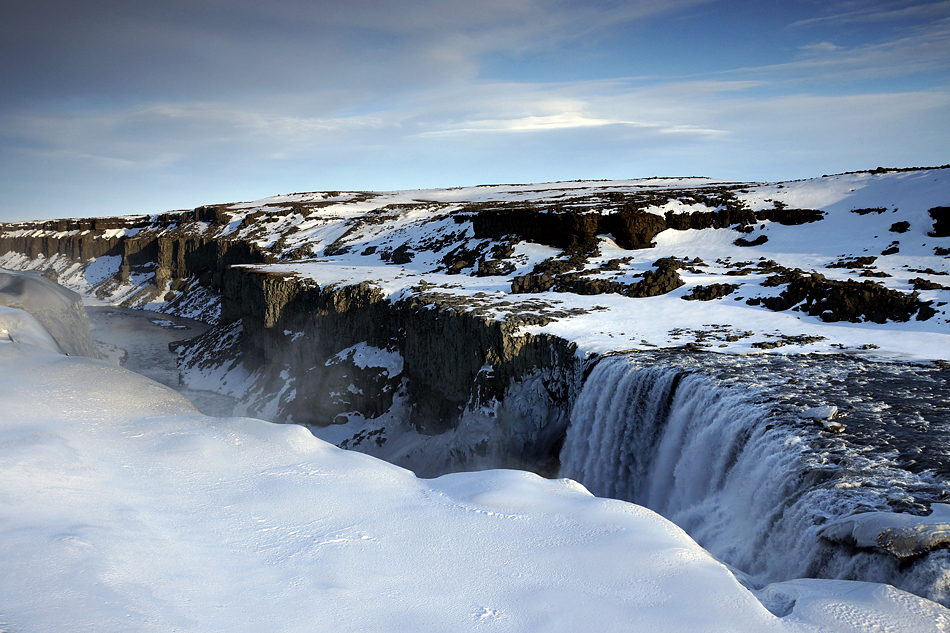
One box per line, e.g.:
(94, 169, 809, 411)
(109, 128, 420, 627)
(87, 306, 237, 417)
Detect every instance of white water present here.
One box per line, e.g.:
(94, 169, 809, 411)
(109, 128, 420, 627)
(560, 355, 950, 606)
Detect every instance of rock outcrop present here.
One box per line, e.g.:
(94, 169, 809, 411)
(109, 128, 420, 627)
(748, 270, 936, 323)
(214, 265, 578, 434)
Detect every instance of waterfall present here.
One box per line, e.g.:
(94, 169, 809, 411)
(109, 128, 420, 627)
(560, 354, 950, 605)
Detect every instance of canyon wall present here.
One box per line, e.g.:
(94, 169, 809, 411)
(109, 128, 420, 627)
(0, 209, 583, 475)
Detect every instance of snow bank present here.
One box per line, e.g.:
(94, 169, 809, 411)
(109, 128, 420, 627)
(0, 305, 64, 353)
(820, 504, 950, 560)
(0, 270, 101, 357)
(0, 341, 947, 631)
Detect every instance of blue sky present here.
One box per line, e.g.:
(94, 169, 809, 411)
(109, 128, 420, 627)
(1, 0, 948, 221)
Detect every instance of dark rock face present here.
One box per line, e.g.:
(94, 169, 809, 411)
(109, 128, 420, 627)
(664, 207, 756, 230)
(470, 207, 669, 251)
(0, 211, 270, 299)
(607, 210, 670, 249)
(470, 208, 605, 251)
(466, 200, 821, 257)
(215, 266, 578, 437)
(476, 259, 516, 277)
(511, 259, 684, 298)
(890, 221, 910, 234)
(750, 270, 935, 323)
(389, 244, 414, 264)
(828, 256, 878, 269)
(929, 207, 950, 238)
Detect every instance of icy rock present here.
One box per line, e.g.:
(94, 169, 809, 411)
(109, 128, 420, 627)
(822, 420, 847, 433)
(819, 503, 950, 559)
(802, 405, 838, 420)
(0, 271, 101, 358)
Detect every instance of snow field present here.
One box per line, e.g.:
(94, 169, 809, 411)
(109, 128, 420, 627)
(1, 330, 948, 631)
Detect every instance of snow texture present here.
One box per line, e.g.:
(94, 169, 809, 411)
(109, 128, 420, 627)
(0, 337, 948, 632)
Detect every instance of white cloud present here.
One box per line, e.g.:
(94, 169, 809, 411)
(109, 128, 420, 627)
(5, 77, 946, 189)
(798, 41, 843, 56)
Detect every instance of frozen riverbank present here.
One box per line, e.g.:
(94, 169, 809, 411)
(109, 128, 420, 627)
(87, 305, 236, 417)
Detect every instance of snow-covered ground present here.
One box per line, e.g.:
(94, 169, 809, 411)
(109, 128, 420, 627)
(3, 168, 948, 360)
(1, 308, 948, 632)
(3, 168, 950, 630)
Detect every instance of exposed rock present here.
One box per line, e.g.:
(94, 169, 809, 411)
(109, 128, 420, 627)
(828, 256, 877, 269)
(511, 274, 556, 294)
(475, 259, 516, 277)
(600, 257, 633, 271)
(751, 269, 936, 323)
(664, 207, 756, 231)
(389, 244, 414, 264)
(213, 266, 579, 442)
(734, 235, 768, 247)
(851, 207, 887, 215)
(681, 283, 739, 301)
(754, 207, 824, 225)
(511, 260, 684, 298)
(651, 256, 703, 272)
(890, 221, 910, 234)
(820, 503, 950, 559)
(751, 340, 784, 349)
(929, 206, 950, 238)
(470, 207, 613, 252)
(911, 278, 950, 291)
(750, 335, 824, 349)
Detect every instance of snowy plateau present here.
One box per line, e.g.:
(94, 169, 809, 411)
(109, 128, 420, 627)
(3, 167, 950, 631)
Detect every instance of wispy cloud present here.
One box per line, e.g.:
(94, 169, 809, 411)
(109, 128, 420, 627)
(721, 21, 950, 83)
(790, 0, 950, 27)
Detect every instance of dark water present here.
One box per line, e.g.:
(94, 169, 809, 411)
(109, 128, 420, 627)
(87, 306, 236, 417)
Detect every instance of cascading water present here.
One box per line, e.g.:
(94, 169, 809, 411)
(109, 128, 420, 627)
(560, 353, 950, 606)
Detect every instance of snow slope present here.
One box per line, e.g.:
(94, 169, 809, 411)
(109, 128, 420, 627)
(0, 316, 948, 631)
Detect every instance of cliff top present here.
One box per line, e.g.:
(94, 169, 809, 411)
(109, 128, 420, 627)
(3, 167, 950, 360)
